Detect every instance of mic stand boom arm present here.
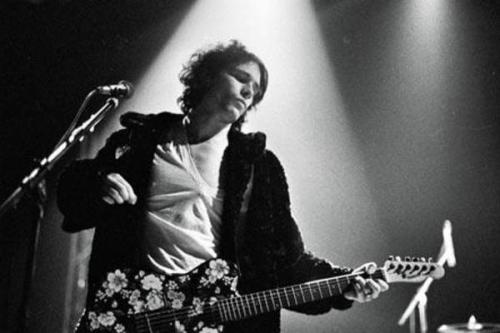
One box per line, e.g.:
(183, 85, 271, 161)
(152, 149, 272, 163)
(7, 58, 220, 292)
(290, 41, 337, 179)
(0, 97, 119, 218)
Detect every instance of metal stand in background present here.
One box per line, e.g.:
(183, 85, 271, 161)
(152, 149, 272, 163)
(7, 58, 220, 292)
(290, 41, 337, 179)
(0, 96, 121, 333)
(398, 220, 457, 333)
(402, 275, 431, 333)
(15, 180, 47, 333)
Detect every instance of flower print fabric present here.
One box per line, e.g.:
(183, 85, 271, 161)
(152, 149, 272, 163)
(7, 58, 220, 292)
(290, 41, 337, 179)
(83, 259, 239, 333)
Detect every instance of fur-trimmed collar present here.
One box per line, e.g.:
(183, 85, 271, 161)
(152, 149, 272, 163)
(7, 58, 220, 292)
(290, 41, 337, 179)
(120, 111, 267, 162)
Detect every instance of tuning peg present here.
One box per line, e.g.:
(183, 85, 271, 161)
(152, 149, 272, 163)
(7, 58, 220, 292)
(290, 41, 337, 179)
(395, 256, 402, 262)
(420, 257, 426, 262)
(412, 257, 419, 262)
(409, 263, 420, 274)
(428, 257, 433, 262)
(387, 255, 394, 261)
(405, 256, 411, 261)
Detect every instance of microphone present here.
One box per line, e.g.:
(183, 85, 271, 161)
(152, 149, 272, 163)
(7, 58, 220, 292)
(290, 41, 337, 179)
(96, 80, 134, 98)
(442, 220, 456, 267)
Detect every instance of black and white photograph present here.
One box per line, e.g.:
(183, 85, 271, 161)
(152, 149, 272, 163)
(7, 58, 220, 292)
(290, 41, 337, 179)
(1, 0, 500, 332)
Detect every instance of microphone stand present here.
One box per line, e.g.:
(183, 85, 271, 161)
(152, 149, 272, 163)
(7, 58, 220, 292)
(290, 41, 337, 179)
(398, 221, 455, 333)
(0, 95, 120, 333)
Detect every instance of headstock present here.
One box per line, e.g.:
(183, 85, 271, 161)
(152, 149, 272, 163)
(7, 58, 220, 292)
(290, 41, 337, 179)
(382, 256, 445, 283)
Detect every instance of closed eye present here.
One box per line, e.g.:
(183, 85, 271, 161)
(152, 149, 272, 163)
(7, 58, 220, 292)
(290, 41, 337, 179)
(229, 69, 261, 97)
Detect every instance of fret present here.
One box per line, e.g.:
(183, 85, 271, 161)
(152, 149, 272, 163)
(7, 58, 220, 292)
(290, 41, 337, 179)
(224, 301, 231, 322)
(218, 302, 227, 322)
(262, 291, 270, 312)
(229, 299, 237, 321)
(238, 297, 246, 319)
(231, 298, 243, 319)
(292, 286, 298, 305)
(306, 283, 314, 301)
(326, 279, 333, 296)
(249, 294, 259, 315)
(335, 277, 342, 293)
(275, 289, 283, 308)
(144, 313, 153, 333)
(298, 285, 306, 303)
(283, 286, 291, 307)
(255, 292, 264, 314)
(268, 290, 277, 309)
(231, 298, 241, 320)
(222, 299, 231, 321)
(227, 300, 233, 321)
(244, 295, 253, 316)
(224, 302, 236, 320)
(236, 297, 245, 319)
(317, 282, 324, 298)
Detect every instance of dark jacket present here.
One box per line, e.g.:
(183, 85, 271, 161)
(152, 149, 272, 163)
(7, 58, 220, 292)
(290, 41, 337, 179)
(57, 112, 353, 332)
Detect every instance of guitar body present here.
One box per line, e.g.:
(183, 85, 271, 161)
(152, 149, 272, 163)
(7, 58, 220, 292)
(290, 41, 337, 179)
(81, 258, 239, 333)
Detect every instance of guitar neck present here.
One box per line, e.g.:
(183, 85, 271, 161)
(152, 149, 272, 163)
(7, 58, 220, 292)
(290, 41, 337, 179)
(215, 269, 385, 322)
(131, 258, 442, 332)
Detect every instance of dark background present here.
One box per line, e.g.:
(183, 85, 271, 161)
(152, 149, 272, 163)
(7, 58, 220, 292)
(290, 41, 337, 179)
(1, 0, 499, 332)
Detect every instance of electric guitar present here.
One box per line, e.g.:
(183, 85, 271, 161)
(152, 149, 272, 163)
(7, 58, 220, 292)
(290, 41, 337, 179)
(80, 256, 444, 333)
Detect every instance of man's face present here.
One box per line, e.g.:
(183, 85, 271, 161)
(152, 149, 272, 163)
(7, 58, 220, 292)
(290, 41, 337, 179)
(202, 61, 262, 124)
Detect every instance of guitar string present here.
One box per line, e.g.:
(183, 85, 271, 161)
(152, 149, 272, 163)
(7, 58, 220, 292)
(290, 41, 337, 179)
(134, 279, 345, 319)
(134, 283, 338, 332)
(133, 264, 429, 331)
(134, 281, 348, 332)
(133, 270, 389, 329)
(132, 273, 369, 330)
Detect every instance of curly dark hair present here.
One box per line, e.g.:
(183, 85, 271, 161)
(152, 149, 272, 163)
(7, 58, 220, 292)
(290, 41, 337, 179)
(177, 40, 268, 130)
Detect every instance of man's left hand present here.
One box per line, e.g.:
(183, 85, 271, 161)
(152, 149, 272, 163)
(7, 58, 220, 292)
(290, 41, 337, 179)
(343, 262, 389, 303)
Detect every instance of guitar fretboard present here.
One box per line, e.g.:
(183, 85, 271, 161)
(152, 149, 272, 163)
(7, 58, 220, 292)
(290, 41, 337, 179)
(215, 269, 385, 322)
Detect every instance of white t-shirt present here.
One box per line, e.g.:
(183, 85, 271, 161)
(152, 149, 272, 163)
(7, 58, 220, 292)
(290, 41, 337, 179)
(140, 125, 229, 275)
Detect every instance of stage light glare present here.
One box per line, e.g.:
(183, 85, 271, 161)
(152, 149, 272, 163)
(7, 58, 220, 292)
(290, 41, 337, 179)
(80, 1, 379, 332)
(103, 0, 376, 258)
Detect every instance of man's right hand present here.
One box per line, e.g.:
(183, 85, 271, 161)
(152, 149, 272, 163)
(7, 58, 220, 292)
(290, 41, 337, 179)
(101, 173, 137, 205)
